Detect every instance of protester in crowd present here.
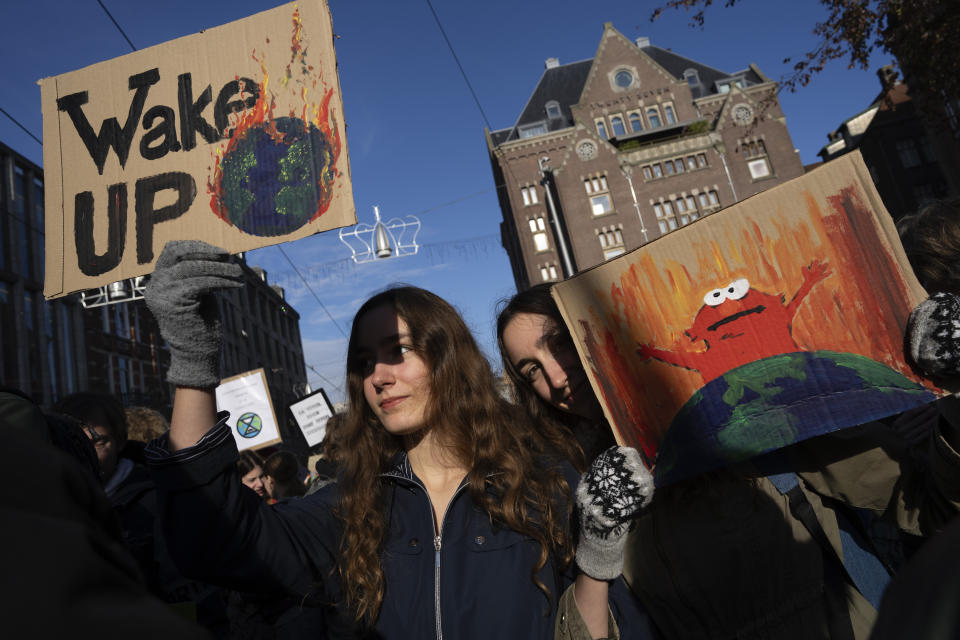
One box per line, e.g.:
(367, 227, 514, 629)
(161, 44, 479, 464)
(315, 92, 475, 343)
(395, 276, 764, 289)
(863, 199, 960, 640)
(262, 451, 308, 502)
(0, 387, 209, 638)
(124, 406, 170, 465)
(55, 391, 228, 632)
(126, 406, 170, 442)
(497, 284, 614, 469)
(237, 451, 268, 499)
(897, 197, 960, 296)
(498, 285, 960, 639)
(142, 241, 657, 639)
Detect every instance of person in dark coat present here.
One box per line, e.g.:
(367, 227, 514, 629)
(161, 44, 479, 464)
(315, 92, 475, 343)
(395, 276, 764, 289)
(0, 387, 209, 638)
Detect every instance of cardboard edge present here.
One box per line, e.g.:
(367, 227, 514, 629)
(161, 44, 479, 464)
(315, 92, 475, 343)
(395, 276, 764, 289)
(549, 283, 626, 447)
(41, 76, 66, 300)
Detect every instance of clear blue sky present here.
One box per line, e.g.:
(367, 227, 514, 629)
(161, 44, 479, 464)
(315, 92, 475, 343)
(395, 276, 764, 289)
(0, 0, 889, 404)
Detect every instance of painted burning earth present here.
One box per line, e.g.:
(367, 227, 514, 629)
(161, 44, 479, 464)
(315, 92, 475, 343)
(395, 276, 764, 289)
(218, 116, 336, 237)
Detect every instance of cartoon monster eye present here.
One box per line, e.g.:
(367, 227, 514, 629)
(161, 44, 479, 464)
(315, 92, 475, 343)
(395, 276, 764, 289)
(726, 278, 749, 300)
(703, 287, 727, 307)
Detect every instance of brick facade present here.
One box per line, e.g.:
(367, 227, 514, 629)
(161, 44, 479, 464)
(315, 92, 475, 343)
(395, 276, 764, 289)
(488, 24, 804, 290)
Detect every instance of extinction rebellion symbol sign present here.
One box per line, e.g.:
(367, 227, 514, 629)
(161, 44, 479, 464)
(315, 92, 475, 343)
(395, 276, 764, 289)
(236, 412, 263, 439)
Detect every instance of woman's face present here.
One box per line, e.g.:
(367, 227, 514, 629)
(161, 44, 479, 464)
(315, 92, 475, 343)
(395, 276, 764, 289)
(241, 465, 267, 497)
(502, 312, 603, 421)
(355, 304, 433, 436)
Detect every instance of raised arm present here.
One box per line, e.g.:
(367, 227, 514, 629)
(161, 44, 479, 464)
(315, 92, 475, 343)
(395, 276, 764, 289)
(563, 446, 654, 639)
(144, 241, 243, 449)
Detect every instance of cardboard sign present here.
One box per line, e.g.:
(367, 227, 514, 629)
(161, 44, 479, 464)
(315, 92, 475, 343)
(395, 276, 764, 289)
(216, 368, 282, 452)
(289, 387, 335, 448)
(552, 151, 944, 486)
(41, 0, 355, 299)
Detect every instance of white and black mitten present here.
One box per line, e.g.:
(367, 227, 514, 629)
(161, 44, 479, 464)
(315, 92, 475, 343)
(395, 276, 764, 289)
(908, 292, 960, 378)
(145, 241, 244, 388)
(575, 446, 654, 580)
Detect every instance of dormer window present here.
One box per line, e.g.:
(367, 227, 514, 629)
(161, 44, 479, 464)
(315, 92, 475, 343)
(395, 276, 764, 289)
(545, 101, 561, 119)
(518, 122, 548, 139)
(684, 69, 699, 86)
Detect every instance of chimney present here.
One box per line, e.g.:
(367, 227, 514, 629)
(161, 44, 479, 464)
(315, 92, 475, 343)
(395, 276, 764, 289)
(545, 57, 559, 69)
(635, 36, 650, 48)
(876, 65, 898, 89)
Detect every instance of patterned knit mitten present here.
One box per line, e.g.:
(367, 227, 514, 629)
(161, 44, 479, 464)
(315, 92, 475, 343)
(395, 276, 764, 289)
(908, 292, 960, 378)
(575, 446, 654, 580)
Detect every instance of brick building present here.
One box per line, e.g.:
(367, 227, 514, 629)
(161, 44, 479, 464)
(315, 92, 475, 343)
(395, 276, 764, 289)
(487, 23, 805, 290)
(818, 66, 952, 222)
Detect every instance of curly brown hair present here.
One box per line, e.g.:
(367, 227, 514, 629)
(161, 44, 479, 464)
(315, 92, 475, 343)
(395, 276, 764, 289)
(898, 197, 960, 295)
(496, 284, 589, 470)
(335, 286, 573, 624)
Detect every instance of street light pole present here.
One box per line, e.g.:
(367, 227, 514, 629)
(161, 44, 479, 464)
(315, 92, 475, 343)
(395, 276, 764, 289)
(538, 156, 577, 278)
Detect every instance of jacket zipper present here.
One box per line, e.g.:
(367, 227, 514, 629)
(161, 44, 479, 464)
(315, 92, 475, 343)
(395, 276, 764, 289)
(425, 481, 469, 640)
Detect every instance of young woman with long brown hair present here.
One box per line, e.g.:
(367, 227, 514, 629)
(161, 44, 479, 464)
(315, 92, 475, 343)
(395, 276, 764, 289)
(142, 242, 654, 639)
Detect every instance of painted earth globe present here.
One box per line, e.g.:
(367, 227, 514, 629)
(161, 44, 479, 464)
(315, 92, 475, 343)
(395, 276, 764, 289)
(220, 116, 335, 237)
(653, 350, 936, 486)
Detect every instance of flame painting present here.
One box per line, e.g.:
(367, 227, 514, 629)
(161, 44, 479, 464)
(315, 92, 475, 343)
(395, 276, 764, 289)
(207, 6, 342, 237)
(552, 153, 942, 485)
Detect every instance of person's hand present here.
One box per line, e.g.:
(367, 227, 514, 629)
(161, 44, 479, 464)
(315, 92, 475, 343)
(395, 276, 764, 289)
(575, 446, 654, 580)
(907, 292, 960, 378)
(145, 241, 243, 388)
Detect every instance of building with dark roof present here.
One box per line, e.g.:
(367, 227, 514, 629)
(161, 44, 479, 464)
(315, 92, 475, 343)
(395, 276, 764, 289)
(487, 24, 805, 290)
(818, 66, 952, 222)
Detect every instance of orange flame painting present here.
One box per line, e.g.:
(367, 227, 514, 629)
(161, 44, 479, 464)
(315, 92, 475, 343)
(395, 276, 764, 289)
(553, 153, 943, 486)
(207, 6, 341, 238)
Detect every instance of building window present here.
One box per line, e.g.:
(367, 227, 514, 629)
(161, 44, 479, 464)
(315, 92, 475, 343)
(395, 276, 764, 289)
(614, 70, 634, 88)
(611, 116, 626, 137)
(896, 139, 921, 168)
(653, 200, 678, 233)
(697, 190, 721, 212)
(545, 100, 561, 119)
(686, 156, 697, 170)
(519, 122, 548, 139)
(591, 194, 612, 216)
(596, 119, 608, 138)
(664, 104, 677, 125)
(684, 69, 699, 86)
(647, 108, 661, 129)
(584, 175, 612, 216)
(686, 196, 698, 219)
(521, 186, 538, 206)
(539, 264, 559, 282)
(697, 153, 707, 168)
(529, 216, 549, 252)
(664, 160, 676, 176)
(652, 164, 663, 178)
(584, 175, 608, 194)
(597, 226, 625, 259)
(741, 139, 773, 179)
(629, 112, 643, 132)
(642, 166, 653, 180)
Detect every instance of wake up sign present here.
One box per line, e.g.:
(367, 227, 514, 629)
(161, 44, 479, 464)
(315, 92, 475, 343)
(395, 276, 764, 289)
(40, 0, 355, 299)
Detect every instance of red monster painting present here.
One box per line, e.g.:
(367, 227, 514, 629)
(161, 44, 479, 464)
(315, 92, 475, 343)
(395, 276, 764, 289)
(637, 260, 831, 383)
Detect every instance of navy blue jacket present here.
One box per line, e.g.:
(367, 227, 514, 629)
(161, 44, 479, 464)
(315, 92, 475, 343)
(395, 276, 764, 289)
(146, 419, 655, 639)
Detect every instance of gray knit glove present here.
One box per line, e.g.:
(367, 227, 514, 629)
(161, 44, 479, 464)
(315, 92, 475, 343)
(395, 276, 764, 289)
(145, 241, 244, 388)
(907, 292, 960, 378)
(575, 446, 654, 580)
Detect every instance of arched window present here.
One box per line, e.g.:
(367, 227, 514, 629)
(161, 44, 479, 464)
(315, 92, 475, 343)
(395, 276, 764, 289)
(664, 105, 676, 125)
(647, 108, 661, 129)
(596, 120, 608, 138)
(684, 69, 699, 86)
(545, 100, 561, 119)
(629, 113, 643, 132)
(611, 116, 626, 137)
